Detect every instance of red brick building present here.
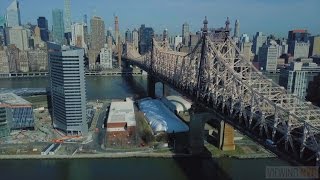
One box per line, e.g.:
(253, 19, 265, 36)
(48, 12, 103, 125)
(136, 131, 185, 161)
(106, 98, 136, 146)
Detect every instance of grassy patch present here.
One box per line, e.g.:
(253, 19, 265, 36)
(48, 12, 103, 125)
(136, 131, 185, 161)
(205, 143, 246, 157)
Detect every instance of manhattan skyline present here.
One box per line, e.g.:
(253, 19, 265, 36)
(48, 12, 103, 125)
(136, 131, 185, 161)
(0, 0, 319, 37)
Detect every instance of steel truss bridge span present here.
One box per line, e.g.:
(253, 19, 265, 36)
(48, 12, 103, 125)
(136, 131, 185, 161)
(123, 18, 320, 166)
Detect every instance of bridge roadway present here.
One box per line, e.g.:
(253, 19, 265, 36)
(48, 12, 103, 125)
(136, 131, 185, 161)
(122, 18, 320, 166)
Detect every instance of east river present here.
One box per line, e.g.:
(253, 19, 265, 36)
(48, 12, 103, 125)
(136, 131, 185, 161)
(0, 76, 289, 180)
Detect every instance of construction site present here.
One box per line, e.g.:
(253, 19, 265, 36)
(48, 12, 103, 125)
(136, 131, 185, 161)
(0, 94, 105, 156)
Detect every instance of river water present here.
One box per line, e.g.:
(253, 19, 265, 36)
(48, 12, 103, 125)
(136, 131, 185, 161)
(0, 76, 289, 180)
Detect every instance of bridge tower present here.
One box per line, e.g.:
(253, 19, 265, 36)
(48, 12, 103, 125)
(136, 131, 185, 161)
(189, 17, 235, 155)
(147, 34, 156, 98)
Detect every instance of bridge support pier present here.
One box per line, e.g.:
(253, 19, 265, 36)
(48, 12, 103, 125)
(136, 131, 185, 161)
(218, 120, 235, 151)
(147, 74, 156, 98)
(189, 110, 208, 155)
(188, 108, 236, 154)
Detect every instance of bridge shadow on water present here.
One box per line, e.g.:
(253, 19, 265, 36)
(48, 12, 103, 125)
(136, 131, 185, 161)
(121, 67, 148, 100)
(168, 132, 232, 180)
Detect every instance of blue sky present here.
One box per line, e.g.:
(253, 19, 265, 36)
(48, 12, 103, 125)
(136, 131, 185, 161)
(0, 0, 319, 38)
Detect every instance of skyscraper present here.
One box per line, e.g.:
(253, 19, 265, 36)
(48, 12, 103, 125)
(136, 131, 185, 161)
(234, 20, 240, 38)
(174, 35, 182, 51)
(83, 14, 88, 25)
(288, 29, 310, 59)
(0, 16, 5, 26)
(125, 29, 132, 43)
(114, 16, 120, 45)
(6, 0, 21, 27)
(89, 16, 105, 69)
(64, 0, 72, 33)
(163, 28, 168, 41)
(52, 9, 65, 45)
(252, 32, 267, 55)
(139, 24, 154, 54)
(309, 36, 320, 57)
(83, 15, 89, 46)
(90, 16, 105, 50)
(258, 40, 278, 72)
(37, 17, 49, 42)
(49, 45, 88, 135)
(132, 29, 139, 49)
(71, 22, 87, 50)
(182, 22, 190, 45)
(33, 26, 42, 46)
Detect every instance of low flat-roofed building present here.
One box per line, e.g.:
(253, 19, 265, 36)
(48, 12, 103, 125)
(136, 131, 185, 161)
(138, 98, 189, 134)
(161, 96, 192, 113)
(0, 93, 34, 129)
(0, 104, 10, 137)
(106, 98, 136, 146)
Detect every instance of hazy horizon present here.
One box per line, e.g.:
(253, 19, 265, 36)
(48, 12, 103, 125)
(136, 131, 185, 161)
(0, 0, 319, 38)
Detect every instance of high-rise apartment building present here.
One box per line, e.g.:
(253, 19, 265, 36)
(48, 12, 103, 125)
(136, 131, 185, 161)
(64, 0, 72, 33)
(49, 45, 88, 135)
(100, 44, 113, 69)
(28, 47, 48, 72)
(139, 25, 154, 54)
(52, 9, 65, 45)
(8, 26, 29, 50)
(107, 36, 113, 50)
(0, 47, 10, 73)
(258, 40, 278, 72)
(240, 42, 252, 61)
(37, 17, 49, 42)
(309, 36, 320, 56)
(33, 26, 42, 46)
(125, 29, 132, 43)
(288, 29, 310, 59)
(7, 45, 19, 72)
(17, 51, 29, 72)
(290, 42, 310, 59)
(280, 60, 320, 99)
(83, 22, 89, 47)
(71, 23, 87, 50)
(132, 29, 139, 49)
(252, 32, 267, 55)
(174, 36, 182, 51)
(6, 0, 21, 27)
(89, 16, 105, 69)
(90, 16, 105, 50)
(189, 34, 200, 49)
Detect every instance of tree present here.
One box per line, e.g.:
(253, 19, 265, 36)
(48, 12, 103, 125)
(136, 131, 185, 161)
(306, 74, 320, 107)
